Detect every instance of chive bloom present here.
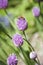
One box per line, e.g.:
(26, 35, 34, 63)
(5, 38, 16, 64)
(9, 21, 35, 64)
(12, 34, 23, 47)
(32, 7, 40, 17)
(30, 51, 37, 59)
(17, 17, 28, 31)
(7, 54, 18, 65)
(0, 0, 8, 8)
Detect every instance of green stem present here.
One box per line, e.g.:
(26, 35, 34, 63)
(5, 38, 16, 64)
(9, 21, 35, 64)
(23, 38, 34, 51)
(38, 0, 41, 10)
(0, 23, 12, 39)
(4, 9, 16, 31)
(36, 17, 43, 27)
(39, 0, 40, 7)
(35, 18, 43, 31)
(4, 31, 12, 39)
(23, 31, 34, 51)
(34, 59, 40, 65)
(23, 31, 40, 65)
(23, 31, 26, 39)
(19, 47, 31, 65)
(37, 57, 40, 65)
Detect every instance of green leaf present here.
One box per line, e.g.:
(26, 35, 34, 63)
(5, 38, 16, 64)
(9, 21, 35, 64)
(0, 61, 6, 65)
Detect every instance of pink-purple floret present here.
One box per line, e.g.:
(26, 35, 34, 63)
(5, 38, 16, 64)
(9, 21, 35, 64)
(17, 17, 28, 31)
(0, 0, 8, 8)
(12, 34, 23, 47)
(32, 7, 40, 17)
(7, 54, 18, 65)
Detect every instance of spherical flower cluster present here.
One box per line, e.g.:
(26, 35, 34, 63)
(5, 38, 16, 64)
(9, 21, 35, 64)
(30, 51, 37, 59)
(12, 34, 23, 47)
(0, 0, 8, 8)
(17, 17, 28, 31)
(7, 53, 18, 65)
(32, 7, 40, 17)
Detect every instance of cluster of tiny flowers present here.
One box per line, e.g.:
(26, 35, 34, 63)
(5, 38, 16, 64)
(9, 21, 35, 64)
(17, 17, 28, 31)
(0, 0, 8, 8)
(7, 53, 18, 65)
(30, 51, 37, 59)
(12, 34, 23, 47)
(32, 7, 40, 17)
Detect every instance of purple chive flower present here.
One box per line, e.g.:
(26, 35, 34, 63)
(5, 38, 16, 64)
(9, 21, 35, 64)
(12, 34, 23, 47)
(30, 51, 37, 59)
(32, 7, 40, 17)
(17, 17, 28, 31)
(0, 0, 8, 8)
(7, 53, 18, 65)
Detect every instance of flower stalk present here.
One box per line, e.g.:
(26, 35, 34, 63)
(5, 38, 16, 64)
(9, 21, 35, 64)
(23, 31, 40, 65)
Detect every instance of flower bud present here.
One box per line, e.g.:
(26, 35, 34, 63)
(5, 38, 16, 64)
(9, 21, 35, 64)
(30, 51, 37, 59)
(32, 7, 40, 17)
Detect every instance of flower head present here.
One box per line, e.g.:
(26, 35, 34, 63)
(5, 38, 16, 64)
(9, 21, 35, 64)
(17, 17, 28, 31)
(32, 7, 40, 17)
(7, 53, 18, 65)
(30, 51, 37, 59)
(12, 34, 23, 47)
(0, 0, 8, 8)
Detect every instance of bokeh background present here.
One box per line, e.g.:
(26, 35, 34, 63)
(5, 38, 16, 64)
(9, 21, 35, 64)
(0, 0, 43, 65)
